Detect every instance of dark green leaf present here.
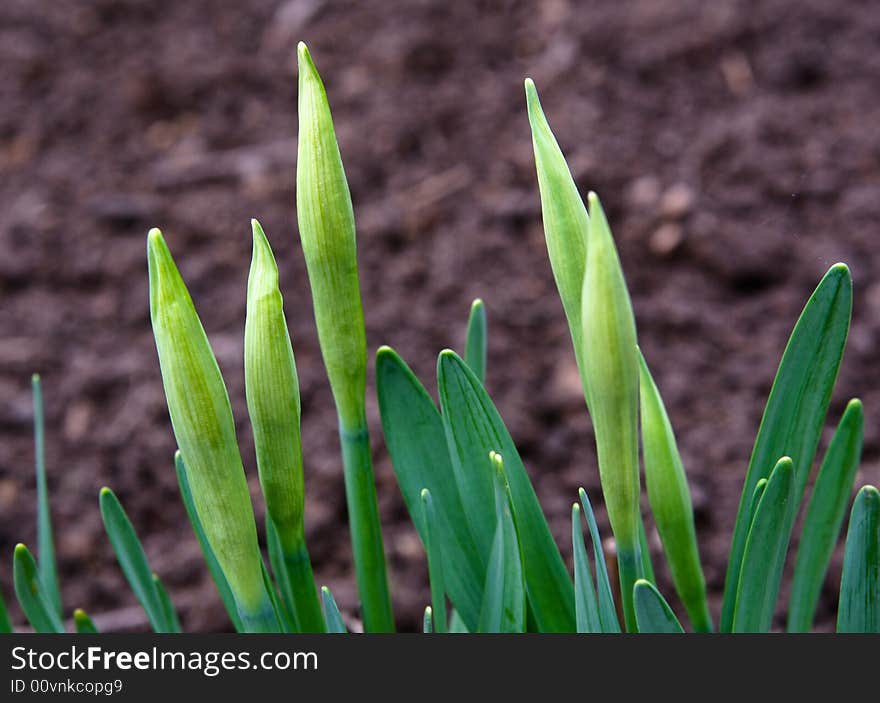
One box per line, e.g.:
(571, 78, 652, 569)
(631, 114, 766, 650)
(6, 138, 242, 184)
(376, 347, 484, 630)
(421, 489, 447, 633)
(0, 586, 11, 633)
(465, 299, 487, 384)
(732, 457, 795, 632)
(321, 586, 347, 633)
(100, 487, 167, 632)
(73, 608, 98, 634)
(789, 399, 863, 631)
(153, 574, 182, 633)
(837, 486, 880, 633)
(13, 543, 63, 633)
(722, 265, 852, 631)
(572, 503, 601, 633)
(578, 488, 620, 633)
(634, 579, 684, 633)
(438, 350, 575, 632)
(32, 375, 61, 619)
(478, 453, 525, 633)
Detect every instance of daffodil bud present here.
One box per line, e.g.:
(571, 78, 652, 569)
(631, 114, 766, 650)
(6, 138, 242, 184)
(245, 220, 305, 555)
(147, 228, 271, 627)
(525, 78, 590, 393)
(296, 41, 366, 430)
(580, 193, 640, 549)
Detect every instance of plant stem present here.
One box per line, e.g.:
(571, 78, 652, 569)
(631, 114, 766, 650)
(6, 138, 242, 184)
(281, 542, 325, 633)
(618, 543, 640, 632)
(340, 419, 394, 632)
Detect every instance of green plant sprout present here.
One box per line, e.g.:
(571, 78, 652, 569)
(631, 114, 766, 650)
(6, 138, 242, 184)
(3, 44, 877, 635)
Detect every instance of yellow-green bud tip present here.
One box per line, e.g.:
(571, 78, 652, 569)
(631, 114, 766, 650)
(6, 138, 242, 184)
(846, 398, 862, 411)
(99, 487, 112, 497)
(14, 543, 27, 555)
(420, 488, 430, 501)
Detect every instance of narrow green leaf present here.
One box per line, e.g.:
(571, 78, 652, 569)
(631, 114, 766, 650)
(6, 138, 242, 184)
(99, 487, 167, 632)
(572, 503, 601, 633)
(73, 608, 98, 634)
(438, 350, 575, 632)
(578, 487, 621, 633)
(321, 586, 347, 633)
(421, 489, 447, 633)
(789, 399, 864, 631)
(478, 453, 525, 633)
(638, 350, 711, 631)
(376, 347, 484, 630)
(837, 486, 880, 633)
(152, 574, 182, 633)
(722, 264, 852, 631)
(423, 606, 433, 633)
(732, 457, 795, 632)
(13, 543, 64, 633)
(464, 299, 487, 384)
(32, 375, 61, 619)
(175, 452, 243, 632)
(260, 559, 292, 634)
(0, 584, 12, 633)
(634, 580, 684, 633)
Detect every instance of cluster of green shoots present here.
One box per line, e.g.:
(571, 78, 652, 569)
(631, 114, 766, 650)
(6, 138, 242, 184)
(2, 43, 878, 634)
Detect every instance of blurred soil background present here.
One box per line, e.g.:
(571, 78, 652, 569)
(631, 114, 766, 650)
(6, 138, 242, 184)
(1, 0, 879, 632)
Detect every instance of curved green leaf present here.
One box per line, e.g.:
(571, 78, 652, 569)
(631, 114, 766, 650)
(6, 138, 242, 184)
(638, 350, 711, 631)
(73, 608, 98, 634)
(13, 543, 63, 633)
(465, 299, 487, 384)
(722, 264, 852, 631)
(634, 580, 684, 633)
(578, 488, 620, 633)
(837, 486, 880, 633)
(321, 586, 347, 633)
(789, 399, 863, 631)
(100, 487, 167, 632)
(478, 453, 525, 633)
(572, 503, 601, 633)
(32, 375, 61, 619)
(421, 489, 447, 633)
(732, 457, 795, 632)
(438, 350, 575, 632)
(376, 347, 483, 630)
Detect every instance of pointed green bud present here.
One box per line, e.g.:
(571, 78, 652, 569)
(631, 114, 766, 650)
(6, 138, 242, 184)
(638, 349, 711, 632)
(296, 41, 366, 430)
(580, 193, 640, 548)
(147, 228, 271, 625)
(245, 220, 305, 554)
(525, 78, 590, 394)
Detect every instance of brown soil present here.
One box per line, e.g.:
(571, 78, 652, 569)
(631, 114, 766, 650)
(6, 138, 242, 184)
(1, 0, 878, 632)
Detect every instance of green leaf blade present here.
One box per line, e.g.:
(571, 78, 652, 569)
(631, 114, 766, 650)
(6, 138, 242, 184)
(438, 350, 575, 632)
(464, 299, 487, 384)
(376, 347, 484, 630)
(32, 375, 61, 619)
(732, 457, 795, 633)
(634, 580, 684, 633)
(578, 487, 621, 633)
(13, 543, 64, 633)
(837, 486, 880, 633)
(722, 264, 852, 631)
(73, 608, 98, 634)
(99, 487, 167, 632)
(789, 399, 863, 632)
(321, 586, 347, 633)
(572, 503, 601, 633)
